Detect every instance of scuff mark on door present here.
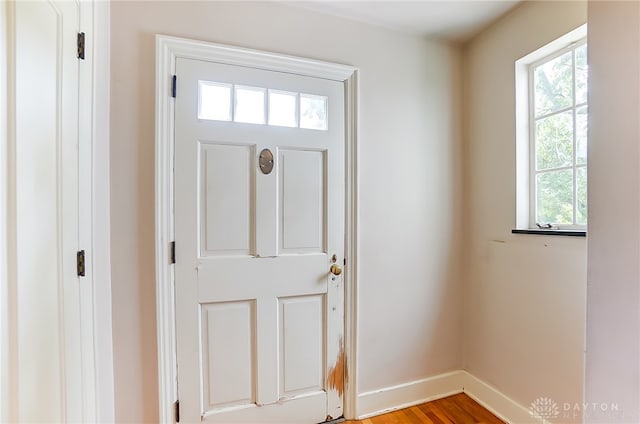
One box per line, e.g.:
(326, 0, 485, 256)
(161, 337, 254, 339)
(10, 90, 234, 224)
(327, 338, 345, 397)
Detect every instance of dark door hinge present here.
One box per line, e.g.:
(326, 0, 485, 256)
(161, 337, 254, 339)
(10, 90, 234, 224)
(170, 241, 176, 264)
(77, 250, 85, 277)
(77, 32, 85, 60)
(174, 400, 180, 423)
(172, 75, 177, 98)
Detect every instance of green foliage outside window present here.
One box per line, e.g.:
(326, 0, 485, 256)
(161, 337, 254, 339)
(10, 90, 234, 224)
(533, 43, 588, 226)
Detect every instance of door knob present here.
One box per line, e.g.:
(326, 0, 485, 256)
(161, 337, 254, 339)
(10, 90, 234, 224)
(330, 264, 342, 276)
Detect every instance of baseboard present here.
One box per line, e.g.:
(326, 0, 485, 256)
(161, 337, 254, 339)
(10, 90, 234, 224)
(356, 370, 465, 419)
(355, 370, 539, 423)
(462, 371, 540, 424)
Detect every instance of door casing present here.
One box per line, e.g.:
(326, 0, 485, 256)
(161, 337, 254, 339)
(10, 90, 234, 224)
(154, 35, 359, 422)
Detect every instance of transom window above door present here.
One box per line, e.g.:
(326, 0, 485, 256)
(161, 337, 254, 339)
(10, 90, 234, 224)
(197, 80, 328, 130)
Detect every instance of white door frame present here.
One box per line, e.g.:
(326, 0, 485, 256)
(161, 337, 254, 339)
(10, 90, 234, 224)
(0, 1, 114, 421)
(0, 3, 9, 420)
(154, 35, 359, 422)
(82, 2, 116, 422)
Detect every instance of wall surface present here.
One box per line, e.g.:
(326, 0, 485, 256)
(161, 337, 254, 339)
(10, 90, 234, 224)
(463, 1, 587, 417)
(110, 2, 463, 421)
(585, 1, 640, 422)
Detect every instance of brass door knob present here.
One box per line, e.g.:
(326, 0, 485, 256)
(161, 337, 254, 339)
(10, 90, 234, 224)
(330, 264, 342, 276)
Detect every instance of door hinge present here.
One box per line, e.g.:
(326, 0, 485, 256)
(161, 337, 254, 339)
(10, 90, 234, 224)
(77, 250, 86, 277)
(172, 75, 177, 98)
(77, 32, 85, 60)
(170, 241, 176, 264)
(174, 400, 180, 423)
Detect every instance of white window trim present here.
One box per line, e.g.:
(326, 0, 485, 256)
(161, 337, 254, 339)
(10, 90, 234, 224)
(515, 24, 588, 231)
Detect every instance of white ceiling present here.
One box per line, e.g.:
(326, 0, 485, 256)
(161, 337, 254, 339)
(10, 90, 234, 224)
(285, 1, 522, 42)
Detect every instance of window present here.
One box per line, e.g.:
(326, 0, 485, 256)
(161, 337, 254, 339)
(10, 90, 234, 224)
(197, 80, 328, 131)
(516, 26, 588, 231)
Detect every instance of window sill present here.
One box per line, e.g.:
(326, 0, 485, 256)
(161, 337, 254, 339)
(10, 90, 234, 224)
(512, 229, 586, 237)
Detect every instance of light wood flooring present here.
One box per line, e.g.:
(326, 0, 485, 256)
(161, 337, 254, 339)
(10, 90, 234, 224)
(347, 393, 505, 424)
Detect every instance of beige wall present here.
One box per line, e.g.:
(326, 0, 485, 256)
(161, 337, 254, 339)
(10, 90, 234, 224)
(110, 2, 463, 421)
(585, 1, 640, 422)
(463, 0, 587, 415)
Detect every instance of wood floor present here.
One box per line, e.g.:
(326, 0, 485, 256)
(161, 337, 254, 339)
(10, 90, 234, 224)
(347, 393, 505, 424)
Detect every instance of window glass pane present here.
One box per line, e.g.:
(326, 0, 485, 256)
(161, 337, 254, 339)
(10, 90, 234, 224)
(537, 169, 574, 225)
(235, 86, 266, 124)
(199, 81, 232, 121)
(300, 94, 328, 130)
(575, 44, 588, 105)
(534, 51, 573, 116)
(536, 110, 573, 170)
(576, 166, 587, 225)
(268, 90, 297, 127)
(576, 106, 588, 165)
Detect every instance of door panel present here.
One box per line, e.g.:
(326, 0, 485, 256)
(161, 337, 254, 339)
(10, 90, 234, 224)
(279, 149, 326, 254)
(200, 142, 256, 256)
(174, 58, 345, 423)
(279, 295, 325, 397)
(201, 301, 256, 409)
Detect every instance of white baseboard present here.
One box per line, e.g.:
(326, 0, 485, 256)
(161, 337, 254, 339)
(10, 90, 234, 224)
(462, 371, 540, 424)
(355, 370, 539, 423)
(356, 370, 465, 419)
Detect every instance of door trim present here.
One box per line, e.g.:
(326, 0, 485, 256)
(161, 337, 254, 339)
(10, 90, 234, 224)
(154, 35, 359, 422)
(0, 3, 11, 421)
(84, 2, 116, 421)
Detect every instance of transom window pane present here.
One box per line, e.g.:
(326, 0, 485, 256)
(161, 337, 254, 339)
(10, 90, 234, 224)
(268, 90, 298, 127)
(235, 86, 266, 125)
(195, 81, 328, 131)
(300, 94, 328, 130)
(199, 81, 232, 121)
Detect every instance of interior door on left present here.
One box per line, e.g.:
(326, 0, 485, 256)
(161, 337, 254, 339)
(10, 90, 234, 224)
(4, 0, 82, 421)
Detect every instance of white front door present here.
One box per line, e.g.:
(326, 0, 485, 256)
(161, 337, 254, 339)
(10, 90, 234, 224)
(174, 58, 345, 423)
